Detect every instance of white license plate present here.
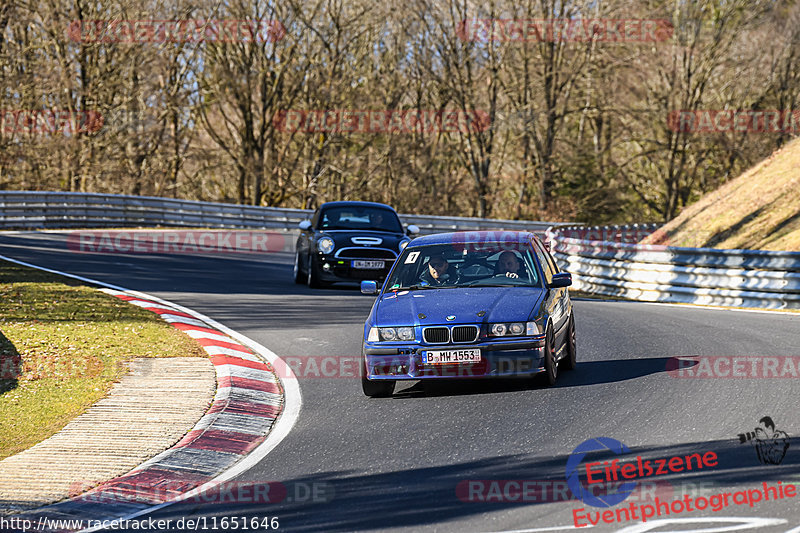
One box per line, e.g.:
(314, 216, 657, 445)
(423, 348, 481, 365)
(352, 260, 384, 269)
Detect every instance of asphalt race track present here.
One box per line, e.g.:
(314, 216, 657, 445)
(1, 231, 799, 533)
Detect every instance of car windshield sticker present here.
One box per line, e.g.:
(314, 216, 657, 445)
(405, 251, 420, 264)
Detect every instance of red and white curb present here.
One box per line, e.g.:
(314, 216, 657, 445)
(0, 254, 302, 532)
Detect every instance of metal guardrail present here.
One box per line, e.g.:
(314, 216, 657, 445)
(547, 224, 800, 309)
(3, 192, 797, 309)
(0, 191, 570, 235)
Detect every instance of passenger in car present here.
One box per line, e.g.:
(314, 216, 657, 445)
(322, 210, 341, 229)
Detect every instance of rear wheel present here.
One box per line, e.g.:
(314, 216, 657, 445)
(361, 356, 395, 397)
(562, 315, 577, 371)
(541, 325, 558, 386)
(293, 253, 304, 284)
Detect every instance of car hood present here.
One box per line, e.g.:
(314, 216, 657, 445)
(374, 287, 545, 326)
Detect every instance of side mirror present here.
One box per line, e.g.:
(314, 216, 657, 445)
(361, 280, 379, 295)
(549, 272, 572, 288)
(407, 224, 420, 235)
(298, 220, 312, 231)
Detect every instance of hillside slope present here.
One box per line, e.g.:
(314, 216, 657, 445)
(642, 137, 800, 251)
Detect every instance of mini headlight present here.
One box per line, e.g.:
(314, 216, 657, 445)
(399, 238, 410, 251)
(317, 236, 335, 254)
(367, 327, 379, 342)
(380, 327, 398, 341)
(396, 327, 414, 340)
(508, 322, 525, 335)
(490, 323, 507, 336)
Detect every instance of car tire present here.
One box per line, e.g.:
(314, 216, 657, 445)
(307, 255, 324, 288)
(562, 315, 577, 371)
(361, 357, 395, 398)
(293, 252, 304, 284)
(541, 324, 558, 386)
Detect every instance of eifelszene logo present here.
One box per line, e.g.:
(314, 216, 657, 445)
(565, 437, 637, 507)
(565, 437, 719, 508)
(737, 416, 790, 465)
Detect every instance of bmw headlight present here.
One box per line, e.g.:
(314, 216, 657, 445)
(317, 236, 335, 254)
(378, 327, 414, 341)
(399, 238, 411, 251)
(490, 323, 507, 336)
(489, 322, 526, 337)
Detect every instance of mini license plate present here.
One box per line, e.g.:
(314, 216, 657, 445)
(352, 260, 384, 269)
(423, 348, 481, 365)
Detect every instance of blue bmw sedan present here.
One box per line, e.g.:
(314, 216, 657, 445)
(360, 231, 576, 397)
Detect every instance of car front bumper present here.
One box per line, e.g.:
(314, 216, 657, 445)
(363, 337, 546, 380)
(315, 254, 394, 282)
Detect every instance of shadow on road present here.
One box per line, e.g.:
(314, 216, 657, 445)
(389, 357, 676, 399)
(88, 437, 800, 533)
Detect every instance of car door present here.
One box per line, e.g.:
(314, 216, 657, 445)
(532, 238, 569, 342)
(545, 242, 573, 337)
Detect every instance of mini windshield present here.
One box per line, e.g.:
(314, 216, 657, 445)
(384, 243, 542, 290)
(319, 206, 403, 232)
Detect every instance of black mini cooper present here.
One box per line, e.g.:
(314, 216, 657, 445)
(293, 201, 419, 288)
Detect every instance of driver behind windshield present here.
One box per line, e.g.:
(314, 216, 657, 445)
(419, 254, 457, 286)
(369, 211, 386, 230)
(496, 250, 526, 279)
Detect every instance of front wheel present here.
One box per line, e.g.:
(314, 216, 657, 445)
(307, 256, 324, 288)
(541, 325, 558, 386)
(361, 358, 395, 397)
(293, 253, 304, 284)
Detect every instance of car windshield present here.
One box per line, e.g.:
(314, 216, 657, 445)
(319, 206, 403, 232)
(384, 242, 542, 290)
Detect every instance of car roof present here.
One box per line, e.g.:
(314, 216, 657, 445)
(407, 231, 537, 247)
(319, 201, 398, 212)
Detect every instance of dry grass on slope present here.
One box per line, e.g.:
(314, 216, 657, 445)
(642, 137, 800, 251)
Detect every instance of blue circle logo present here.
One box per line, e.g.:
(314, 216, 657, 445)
(565, 437, 637, 508)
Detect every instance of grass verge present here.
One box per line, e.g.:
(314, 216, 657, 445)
(0, 260, 207, 460)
